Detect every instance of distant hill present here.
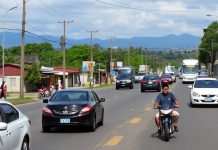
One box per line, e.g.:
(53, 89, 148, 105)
(0, 32, 201, 49)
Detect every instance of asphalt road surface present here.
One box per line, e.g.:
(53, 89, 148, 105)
(18, 79, 218, 150)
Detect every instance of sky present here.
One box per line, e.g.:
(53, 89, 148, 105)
(0, 0, 218, 40)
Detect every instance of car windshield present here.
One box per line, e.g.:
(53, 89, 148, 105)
(118, 69, 131, 74)
(117, 75, 131, 80)
(143, 75, 158, 80)
(194, 80, 218, 88)
(136, 73, 146, 76)
(50, 91, 88, 102)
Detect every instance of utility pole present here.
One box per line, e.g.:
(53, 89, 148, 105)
(87, 30, 98, 88)
(58, 20, 73, 89)
(20, 0, 26, 99)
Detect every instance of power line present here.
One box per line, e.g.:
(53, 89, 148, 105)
(29, 0, 61, 19)
(0, 27, 75, 46)
(96, 0, 215, 14)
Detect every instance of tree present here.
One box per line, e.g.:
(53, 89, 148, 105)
(25, 62, 41, 84)
(199, 21, 218, 65)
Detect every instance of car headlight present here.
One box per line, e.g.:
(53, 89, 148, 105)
(126, 80, 131, 83)
(215, 94, 218, 97)
(192, 92, 200, 97)
(116, 80, 120, 83)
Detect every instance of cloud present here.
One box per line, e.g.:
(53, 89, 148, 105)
(0, 0, 217, 39)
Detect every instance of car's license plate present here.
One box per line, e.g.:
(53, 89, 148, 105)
(148, 81, 152, 84)
(60, 118, 70, 123)
(205, 98, 212, 102)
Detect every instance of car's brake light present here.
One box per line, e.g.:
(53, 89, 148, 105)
(141, 80, 147, 84)
(42, 107, 52, 115)
(80, 106, 93, 114)
(155, 80, 160, 83)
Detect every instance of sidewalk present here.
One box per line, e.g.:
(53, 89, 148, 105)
(6, 84, 106, 100)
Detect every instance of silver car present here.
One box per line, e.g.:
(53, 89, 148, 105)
(134, 72, 146, 83)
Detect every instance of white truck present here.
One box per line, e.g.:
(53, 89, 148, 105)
(181, 59, 199, 83)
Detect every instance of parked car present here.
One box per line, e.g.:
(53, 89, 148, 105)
(42, 89, 105, 132)
(116, 74, 134, 89)
(141, 74, 161, 92)
(0, 100, 31, 150)
(160, 74, 173, 85)
(188, 78, 218, 107)
(134, 72, 146, 83)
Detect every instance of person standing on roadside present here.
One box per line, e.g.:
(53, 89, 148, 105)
(0, 81, 6, 99)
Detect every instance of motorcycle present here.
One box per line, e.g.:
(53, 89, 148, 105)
(38, 88, 50, 100)
(159, 108, 174, 141)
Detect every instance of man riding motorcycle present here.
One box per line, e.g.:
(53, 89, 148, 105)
(153, 84, 180, 136)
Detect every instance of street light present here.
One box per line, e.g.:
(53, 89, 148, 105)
(2, 6, 18, 82)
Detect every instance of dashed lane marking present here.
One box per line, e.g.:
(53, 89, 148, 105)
(129, 117, 141, 124)
(104, 136, 124, 146)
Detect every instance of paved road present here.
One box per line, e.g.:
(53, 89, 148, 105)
(18, 80, 218, 150)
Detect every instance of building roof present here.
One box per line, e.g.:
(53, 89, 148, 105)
(54, 67, 80, 73)
(15, 55, 40, 64)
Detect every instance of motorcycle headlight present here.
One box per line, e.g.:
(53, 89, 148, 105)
(192, 92, 200, 97)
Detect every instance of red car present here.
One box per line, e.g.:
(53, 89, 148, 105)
(160, 74, 173, 84)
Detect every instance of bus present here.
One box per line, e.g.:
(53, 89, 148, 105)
(181, 59, 199, 83)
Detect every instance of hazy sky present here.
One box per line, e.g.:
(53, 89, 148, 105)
(0, 0, 218, 39)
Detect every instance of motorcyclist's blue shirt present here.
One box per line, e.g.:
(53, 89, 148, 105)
(155, 92, 176, 110)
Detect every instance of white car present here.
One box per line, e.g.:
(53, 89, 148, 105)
(134, 72, 146, 83)
(0, 100, 31, 150)
(188, 78, 218, 107)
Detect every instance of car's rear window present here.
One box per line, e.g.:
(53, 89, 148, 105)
(136, 73, 146, 76)
(161, 74, 171, 78)
(50, 91, 88, 102)
(143, 75, 158, 80)
(194, 80, 218, 88)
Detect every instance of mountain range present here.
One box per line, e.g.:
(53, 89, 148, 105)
(0, 32, 201, 50)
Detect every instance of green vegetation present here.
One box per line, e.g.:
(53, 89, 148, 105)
(199, 21, 218, 65)
(8, 97, 37, 105)
(1, 41, 198, 76)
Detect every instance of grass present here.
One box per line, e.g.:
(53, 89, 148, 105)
(7, 97, 38, 105)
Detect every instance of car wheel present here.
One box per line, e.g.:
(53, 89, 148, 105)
(21, 137, 30, 150)
(99, 110, 104, 126)
(141, 88, 144, 92)
(42, 125, 51, 133)
(116, 85, 119, 90)
(90, 115, 96, 132)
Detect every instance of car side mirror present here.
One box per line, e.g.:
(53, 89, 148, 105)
(188, 85, 193, 89)
(0, 122, 7, 131)
(98, 98, 105, 102)
(43, 98, 49, 103)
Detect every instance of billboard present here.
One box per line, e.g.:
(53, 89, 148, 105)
(82, 61, 95, 72)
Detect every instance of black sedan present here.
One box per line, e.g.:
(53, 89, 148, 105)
(141, 74, 161, 92)
(42, 89, 105, 132)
